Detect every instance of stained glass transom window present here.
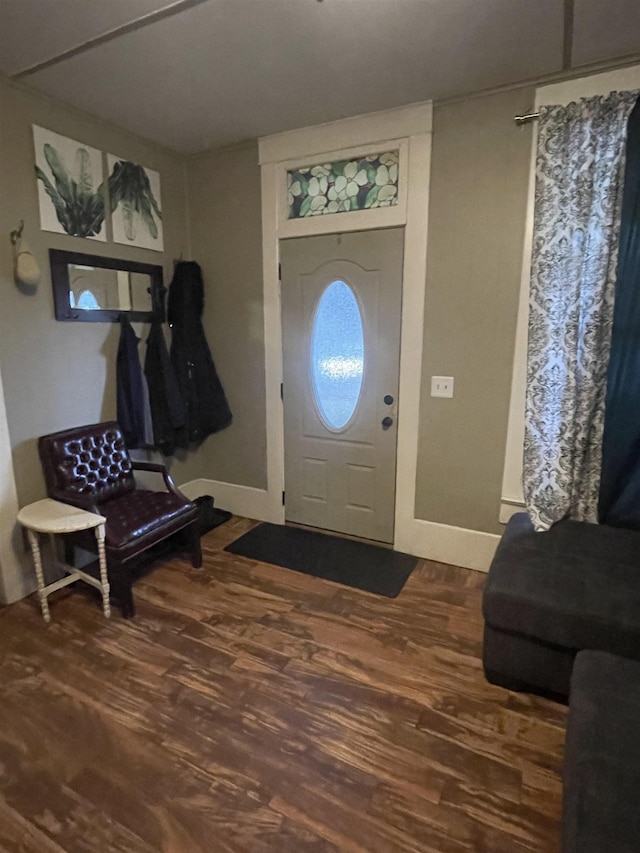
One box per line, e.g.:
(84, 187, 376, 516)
(288, 151, 399, 219)
(311, 280, 364, 429)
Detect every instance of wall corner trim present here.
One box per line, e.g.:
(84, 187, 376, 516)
(0, 364, 31, 604)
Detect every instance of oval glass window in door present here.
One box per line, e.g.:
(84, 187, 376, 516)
(311, 279, 364, 429)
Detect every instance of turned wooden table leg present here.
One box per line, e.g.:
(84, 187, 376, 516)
(95, 523, 110, 619)
(27, 528, 50, 623)
(18, 500, 109, 622)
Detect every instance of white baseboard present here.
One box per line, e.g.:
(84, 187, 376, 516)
(179, 478, 277, 522)
(395, 517, 500, 573)
(499, 498, 526, 525)
(181, 478, 500, 573)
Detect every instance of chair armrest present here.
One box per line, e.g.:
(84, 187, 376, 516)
(131, 461, 169, 474)
(131, 460, 190, 501)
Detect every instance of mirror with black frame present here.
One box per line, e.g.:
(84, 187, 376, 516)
(49, 249, 165, 322)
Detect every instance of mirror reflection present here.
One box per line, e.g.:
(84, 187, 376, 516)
(68, 264, 153, 312)
(50, 249, 165, 323)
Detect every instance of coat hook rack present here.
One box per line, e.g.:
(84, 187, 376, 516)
(10, 220, 40, 288)
(9, 220, 24, 246)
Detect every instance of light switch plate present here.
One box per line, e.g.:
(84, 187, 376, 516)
(431, 376, 454, 398)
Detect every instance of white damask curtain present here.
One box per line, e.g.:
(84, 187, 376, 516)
(524, 91, 639, 531)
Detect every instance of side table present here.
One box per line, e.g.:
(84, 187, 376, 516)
(17, 498, 110, 622)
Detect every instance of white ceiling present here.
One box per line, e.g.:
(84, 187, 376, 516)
(1, 0, 639, 154)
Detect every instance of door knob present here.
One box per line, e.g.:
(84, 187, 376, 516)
(382, 416, 394, 429)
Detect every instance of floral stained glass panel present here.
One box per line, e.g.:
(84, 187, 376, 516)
(288, 151, 399, 219)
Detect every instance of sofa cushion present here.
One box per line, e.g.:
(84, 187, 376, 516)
(483, 513, 640, 660)
(563, 650, 640, 852)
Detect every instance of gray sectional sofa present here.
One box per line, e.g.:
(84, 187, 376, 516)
(483, 512, 640, 852)
(563, 651, 640, 852)
(483, 512, 640, 700)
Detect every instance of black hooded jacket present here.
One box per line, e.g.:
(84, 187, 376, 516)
(168, 261, 232, 448)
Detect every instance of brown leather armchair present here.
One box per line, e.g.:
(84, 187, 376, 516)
(38, 421, 201, 617)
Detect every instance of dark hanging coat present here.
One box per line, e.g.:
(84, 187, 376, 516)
(144, 321, 187, 456)
(168, 261, 232, 448)
(116, 316, 153, 449)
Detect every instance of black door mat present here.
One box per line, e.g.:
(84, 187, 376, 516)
(224, 522, 417, 597)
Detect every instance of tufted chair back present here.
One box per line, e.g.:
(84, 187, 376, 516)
(39, 421, 135, 505)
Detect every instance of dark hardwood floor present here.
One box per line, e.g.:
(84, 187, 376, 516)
(0, 517, 566, 852)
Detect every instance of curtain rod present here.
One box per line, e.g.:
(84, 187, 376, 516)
(514, 112, 540, 125)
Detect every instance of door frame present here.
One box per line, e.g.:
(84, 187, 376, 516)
(258, 102, 432, 553)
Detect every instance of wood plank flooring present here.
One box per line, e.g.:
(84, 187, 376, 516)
(0, 517, 566, 852)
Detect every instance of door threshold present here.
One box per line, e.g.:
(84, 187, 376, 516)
(284, 520, 393, 549)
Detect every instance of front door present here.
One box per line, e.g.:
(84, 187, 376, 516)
(280, 228, 404, 543)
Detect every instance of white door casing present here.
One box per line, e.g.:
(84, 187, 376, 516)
(281, 228, 404, 542)
(257, 103, 499, 570)
(258, 104, 436, 549)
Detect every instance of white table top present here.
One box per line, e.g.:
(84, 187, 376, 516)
(17, 498, 106, 534)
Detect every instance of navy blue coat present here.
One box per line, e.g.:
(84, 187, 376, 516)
(116, 316, 151, 449)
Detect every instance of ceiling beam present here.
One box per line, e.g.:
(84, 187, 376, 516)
(14, 0, 212, 80)
(434, 50, 640, 112)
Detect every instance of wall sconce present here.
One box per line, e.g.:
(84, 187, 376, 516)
(10, 221, 40, 288)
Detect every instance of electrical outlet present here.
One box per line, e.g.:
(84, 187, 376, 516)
(431, 376, 454, 398)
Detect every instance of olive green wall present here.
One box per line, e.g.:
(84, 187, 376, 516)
(170, 142, 267, 490)
(414, 89, 535, 533)
(0, 74, 535, 541)
(0, 76, 189, 507)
